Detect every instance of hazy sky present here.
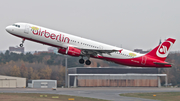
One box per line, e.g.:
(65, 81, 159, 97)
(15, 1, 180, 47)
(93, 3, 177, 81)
(0, 0, 180, 51)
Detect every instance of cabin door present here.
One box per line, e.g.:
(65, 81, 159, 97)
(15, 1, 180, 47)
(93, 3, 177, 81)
(24, 25, 29, 34)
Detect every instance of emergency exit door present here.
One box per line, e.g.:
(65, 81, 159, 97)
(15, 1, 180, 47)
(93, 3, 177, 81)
(141, 56, 147, 65)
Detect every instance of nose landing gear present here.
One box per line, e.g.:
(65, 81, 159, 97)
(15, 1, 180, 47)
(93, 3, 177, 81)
(20, 38, 25, 47)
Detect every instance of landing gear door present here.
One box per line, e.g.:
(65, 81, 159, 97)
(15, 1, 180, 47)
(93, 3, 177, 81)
(24, 25, 29, 34)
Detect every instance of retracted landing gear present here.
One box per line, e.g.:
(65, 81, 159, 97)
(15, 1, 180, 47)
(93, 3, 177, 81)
(20, 38, 25, 47)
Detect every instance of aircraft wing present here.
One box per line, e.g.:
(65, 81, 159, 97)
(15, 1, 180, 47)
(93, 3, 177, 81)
(75, 47, 120, 56)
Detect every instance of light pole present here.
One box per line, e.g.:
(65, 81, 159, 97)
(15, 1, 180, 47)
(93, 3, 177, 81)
(65, 56, 68, 88)
(54, 48, 68, 88)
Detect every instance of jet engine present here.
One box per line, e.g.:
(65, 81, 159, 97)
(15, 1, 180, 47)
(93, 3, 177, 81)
(58, 47, 66, 55)
(66, 46, 81, 57)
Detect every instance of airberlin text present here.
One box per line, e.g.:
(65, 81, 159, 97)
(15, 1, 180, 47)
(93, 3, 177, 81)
(31, 28, 70, 43)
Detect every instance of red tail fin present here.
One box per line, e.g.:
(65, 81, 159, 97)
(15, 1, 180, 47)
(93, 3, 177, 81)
(146, 38, 176, 61)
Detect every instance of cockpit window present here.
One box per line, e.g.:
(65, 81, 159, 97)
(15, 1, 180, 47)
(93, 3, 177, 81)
(12, 24, 20, 28)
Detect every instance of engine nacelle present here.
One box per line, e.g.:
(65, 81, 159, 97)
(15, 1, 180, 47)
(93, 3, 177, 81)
(66, 46, 81, 57)
(58, 47, 66, 55)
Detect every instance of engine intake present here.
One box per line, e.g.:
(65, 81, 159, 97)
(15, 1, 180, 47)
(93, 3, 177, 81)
(58, 47, 66, 54)
(66, 46, 81, 57)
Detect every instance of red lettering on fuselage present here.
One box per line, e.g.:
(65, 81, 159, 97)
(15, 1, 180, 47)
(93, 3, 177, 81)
(64, 37, 69, 43)
(44, 30, 50, 38)
(32, 29, 38, 35)
(31, 28, 70, 43)
(50, 33, 56, 40)
(62, 35, 64, 42)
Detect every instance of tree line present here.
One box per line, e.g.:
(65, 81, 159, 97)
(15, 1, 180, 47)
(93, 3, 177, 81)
(0, 50, 119, 87)
(161, 53, 180, 86)
(1, 50, 180, 86)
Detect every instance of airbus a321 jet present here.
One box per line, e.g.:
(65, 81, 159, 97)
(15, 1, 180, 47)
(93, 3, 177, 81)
(5, 23, 176, 68)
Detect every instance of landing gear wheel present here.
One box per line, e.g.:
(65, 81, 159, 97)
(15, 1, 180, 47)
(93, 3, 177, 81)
(79, 58, 84, 64)
(20, 44, 23, 47)
(85, 60, 91, 65)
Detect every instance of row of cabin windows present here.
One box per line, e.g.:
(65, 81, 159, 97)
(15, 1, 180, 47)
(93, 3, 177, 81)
(70, 40, 99, 49)
(114, 52, 134, 57)
(70, 39, 133, 57)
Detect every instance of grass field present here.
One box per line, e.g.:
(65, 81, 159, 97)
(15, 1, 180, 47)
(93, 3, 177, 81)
(0, 93, 108, 101)
(120, 92, 180, 101)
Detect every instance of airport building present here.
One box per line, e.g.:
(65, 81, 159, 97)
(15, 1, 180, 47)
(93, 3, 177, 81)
(9, 46, 24, 54)
(0, 75, 26, 88)
(28, 80, 57, 88)
(68, 67, 167, 88)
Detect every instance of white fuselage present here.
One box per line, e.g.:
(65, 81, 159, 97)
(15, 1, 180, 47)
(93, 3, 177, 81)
(6, 22, 174, 67)
(7, 23, 142, 59)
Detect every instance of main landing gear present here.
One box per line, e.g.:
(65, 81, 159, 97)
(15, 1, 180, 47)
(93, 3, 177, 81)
(79, 58, 91, 65)
(20, 38, 25, 47)
(79, 58, 84, 64)
(85, 60, 91, 65)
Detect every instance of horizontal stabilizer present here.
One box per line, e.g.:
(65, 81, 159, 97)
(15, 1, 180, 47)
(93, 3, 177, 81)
(153, 62, 172, 65)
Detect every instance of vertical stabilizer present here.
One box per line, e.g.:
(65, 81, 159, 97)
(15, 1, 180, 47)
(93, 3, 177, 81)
(146, 38, 176, 61)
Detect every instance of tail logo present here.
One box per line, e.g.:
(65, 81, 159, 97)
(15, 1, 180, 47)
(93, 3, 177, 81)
(159, 45, 168, 54)
(156, 41, 172, 58)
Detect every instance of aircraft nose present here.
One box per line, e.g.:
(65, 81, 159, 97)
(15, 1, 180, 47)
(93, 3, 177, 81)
(6, 26, 11, 33)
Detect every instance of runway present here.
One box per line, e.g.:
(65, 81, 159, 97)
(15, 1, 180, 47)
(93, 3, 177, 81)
(0, 87, 180, 101)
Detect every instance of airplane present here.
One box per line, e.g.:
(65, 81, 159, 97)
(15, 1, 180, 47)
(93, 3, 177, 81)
(5, 23, 176, 68)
